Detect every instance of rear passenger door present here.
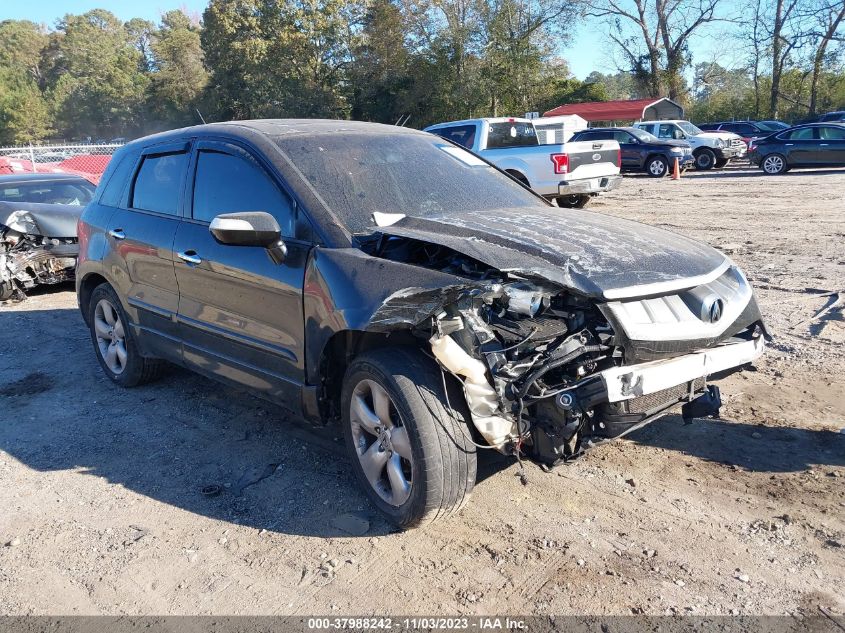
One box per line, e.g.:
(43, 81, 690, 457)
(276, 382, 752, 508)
(781, 127, 817, 165)
(102, 141, 190, 363)
(815, 126, 845, 164)
(172, 140, 312, 410)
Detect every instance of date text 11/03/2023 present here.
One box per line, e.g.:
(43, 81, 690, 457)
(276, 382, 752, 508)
(307, 617, 527, 630)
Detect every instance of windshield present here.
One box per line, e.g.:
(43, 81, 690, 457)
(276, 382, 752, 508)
(629, 128, 659, 142)
(0, 179, 95, 205)
(756, 121, 788, 131)
(274, 132, 547, 234)
(678, 121, 703, 136)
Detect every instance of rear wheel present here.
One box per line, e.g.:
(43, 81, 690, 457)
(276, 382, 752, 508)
(761, 153, 788, 174)
(646, 155, 669, 177)
(556, 194, 591, 208)
(342, 347, 477, 528)
(87, 283, 164, 387)
(694, 148, 716, 170)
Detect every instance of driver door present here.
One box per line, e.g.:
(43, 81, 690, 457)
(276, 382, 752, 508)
(173, 140, 313, 409)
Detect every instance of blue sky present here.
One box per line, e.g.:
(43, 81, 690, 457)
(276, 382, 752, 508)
(1, 0, 738, 79)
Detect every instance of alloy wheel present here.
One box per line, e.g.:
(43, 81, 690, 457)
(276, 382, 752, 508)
(649, 158, 667, 176)
(763, 155, 784, 174)
(94, 299, 128, 375)
(349, 379, 413, 506)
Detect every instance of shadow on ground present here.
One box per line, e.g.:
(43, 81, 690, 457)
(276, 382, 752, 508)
(627, 413, 845, 472)
(0, 306, 519, 539)
(1, 306, 842, 540)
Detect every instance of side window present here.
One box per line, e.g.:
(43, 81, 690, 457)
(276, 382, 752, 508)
(657, 124, 676, 139)
(99, 152, 137, 207)
(819, 126, 845, 140)
(786, 127, 816, 140)
(192, 150, 296, 237)
(131, 152, 188, 215)
(433, 125, 477, 149)
(639, 124, 656, 135)
(613, 131, 632, 143)
(733, 124, 755, 135)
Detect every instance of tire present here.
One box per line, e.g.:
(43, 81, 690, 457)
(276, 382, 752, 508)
(646, 155, 669, 177)
(0, 282, 14, 301)
(714, 158, 729, 168)
(87, 283, 165, 387)
(341, 347, 477, 529)
(556, 194, 591, 208)
(761, 153, 788, 175)
(694, 148, 716, 170)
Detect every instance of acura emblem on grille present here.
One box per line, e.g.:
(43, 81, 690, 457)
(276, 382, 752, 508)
(707, 298, 724, 323)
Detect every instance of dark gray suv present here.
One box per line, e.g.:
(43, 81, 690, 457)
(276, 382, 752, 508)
(78, 120, 766, 528)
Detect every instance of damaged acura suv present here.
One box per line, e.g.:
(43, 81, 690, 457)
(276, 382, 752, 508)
(77, 120, 767, 528)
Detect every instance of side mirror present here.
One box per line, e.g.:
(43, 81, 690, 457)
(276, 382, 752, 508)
(209, 211, 287, 263)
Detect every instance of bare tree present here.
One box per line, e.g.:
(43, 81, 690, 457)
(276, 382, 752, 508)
(586, 0, 726, 99)
(805, 0, 845, 115)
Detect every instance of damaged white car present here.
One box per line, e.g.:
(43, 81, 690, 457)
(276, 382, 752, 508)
(0, 173, 94, 300)
(75, 121, 767, 528)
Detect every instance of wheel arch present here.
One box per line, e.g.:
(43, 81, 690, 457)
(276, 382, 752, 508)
(316, 329, 423, 422)
(78, 272, 111, 325)
(504, 169, 530, 187)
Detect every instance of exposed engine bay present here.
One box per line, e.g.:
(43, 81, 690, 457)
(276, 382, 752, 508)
(359, 232, 767, 468)
(0, 207, 79, 301)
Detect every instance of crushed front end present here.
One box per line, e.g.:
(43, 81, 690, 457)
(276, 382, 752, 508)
(0, 209, 78, 300)
(419, 265, 766, 468)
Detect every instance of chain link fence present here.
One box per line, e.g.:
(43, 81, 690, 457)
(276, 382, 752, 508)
(0, 144, 123, 184)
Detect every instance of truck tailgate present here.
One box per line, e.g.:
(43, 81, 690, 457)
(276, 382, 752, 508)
(564, 140, 621, 179)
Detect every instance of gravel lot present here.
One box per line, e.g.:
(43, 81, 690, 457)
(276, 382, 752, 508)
(1, 165, 843, 617)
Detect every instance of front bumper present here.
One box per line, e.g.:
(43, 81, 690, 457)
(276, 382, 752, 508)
(715, 147, 740, 161)
(558, 174, 622, 196)
(601, 336, 764, 404)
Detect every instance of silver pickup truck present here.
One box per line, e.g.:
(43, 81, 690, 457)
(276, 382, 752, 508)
(424, 117, 622, 208)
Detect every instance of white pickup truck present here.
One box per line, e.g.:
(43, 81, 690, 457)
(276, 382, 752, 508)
(633, 120, 746, 170)
(424, 117, 622, 208)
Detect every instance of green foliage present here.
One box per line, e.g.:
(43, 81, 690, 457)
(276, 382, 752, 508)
(0, 1, 843, 141)
(0, 68, 52, 144)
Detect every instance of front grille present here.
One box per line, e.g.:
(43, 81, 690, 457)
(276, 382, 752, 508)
(625, 378, 705, 414)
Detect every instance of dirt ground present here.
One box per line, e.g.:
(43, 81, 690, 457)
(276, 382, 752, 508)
(1, 164, 843, 617)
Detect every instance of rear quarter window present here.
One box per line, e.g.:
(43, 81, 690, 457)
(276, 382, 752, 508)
(98, 152, 137, 207)
(131, 152, 188, 215)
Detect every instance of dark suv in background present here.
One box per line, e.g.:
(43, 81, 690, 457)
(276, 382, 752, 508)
(570, 127, 694, 177)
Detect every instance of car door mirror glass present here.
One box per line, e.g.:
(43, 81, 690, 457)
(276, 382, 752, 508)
(209, 211, 282, 249)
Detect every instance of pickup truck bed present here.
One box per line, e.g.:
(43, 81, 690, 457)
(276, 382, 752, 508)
(424, 117, 621, 207)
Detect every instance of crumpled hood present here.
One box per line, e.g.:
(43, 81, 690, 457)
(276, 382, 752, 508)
(0, 201, 82, 238)
(371, 207, 728, 300)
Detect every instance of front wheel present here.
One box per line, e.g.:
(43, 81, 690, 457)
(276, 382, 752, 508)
(556, 194, 591, 208)
(342, 347, 477, 529)
(646, 155, 669, 177)
(761, 153, 788, 174)
(694, 148, 716, 170)
(714, 158, 729, 168)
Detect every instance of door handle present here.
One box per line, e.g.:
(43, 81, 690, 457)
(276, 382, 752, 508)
(177, 250, 202, 265)
(785, 143, 794, 146)
(109, 229, 126, 240)
(820, 143, 829, 146)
